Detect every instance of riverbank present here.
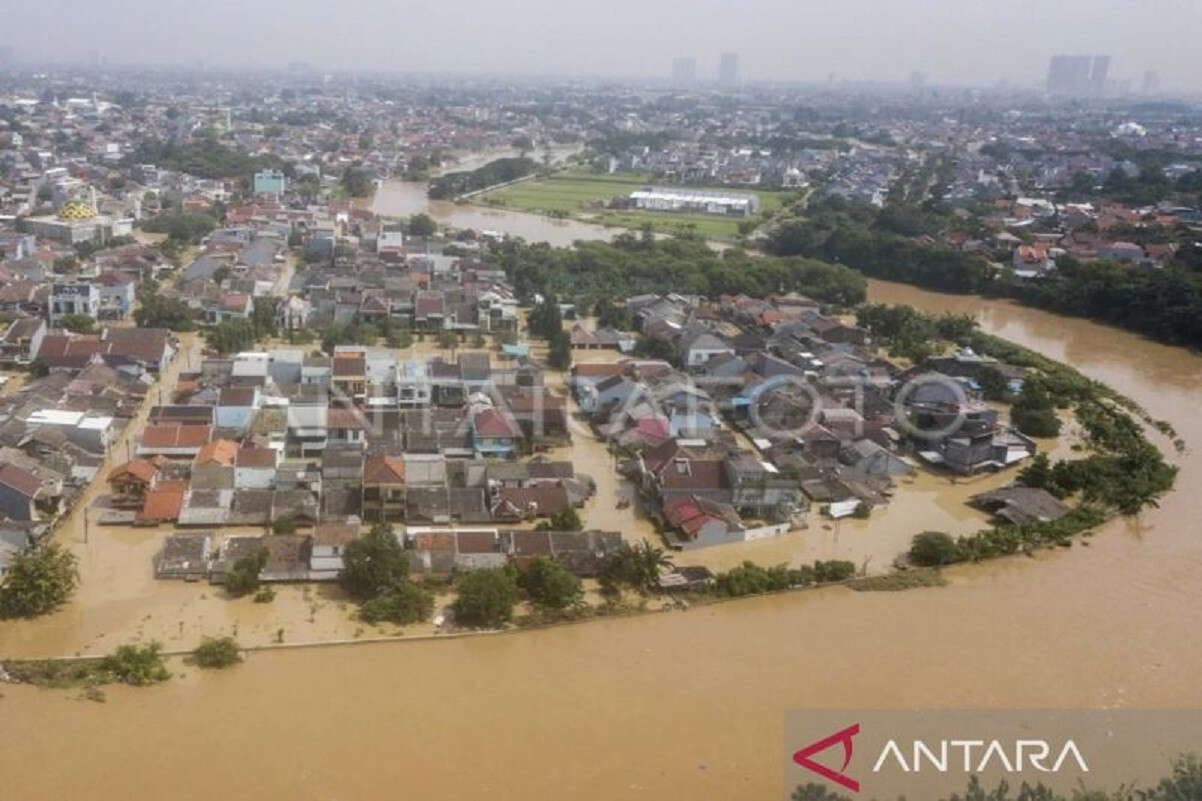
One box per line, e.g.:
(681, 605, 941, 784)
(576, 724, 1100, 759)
(474, 170, 794, 241)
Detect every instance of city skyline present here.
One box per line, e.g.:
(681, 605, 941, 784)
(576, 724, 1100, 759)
(2, 0, 1196, 90)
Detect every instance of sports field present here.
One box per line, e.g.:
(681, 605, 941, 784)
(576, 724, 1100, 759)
(476, 170, 793, 240)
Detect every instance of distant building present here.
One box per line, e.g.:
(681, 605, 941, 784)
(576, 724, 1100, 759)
(628, 186, 759, 217)
(49, 282, 100, 326)
(671, 57, 696, 86)
(1090, 55, 1110, 94)
(23, 199, 121, 245)
(253, 169, 287, 196)
(719, 52, 739, 88)
(1047, 54, 1110, 95)
(1143, 70, 1161, 93)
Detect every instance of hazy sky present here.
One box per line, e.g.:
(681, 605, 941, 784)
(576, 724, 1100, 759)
(8, 0, 1201, 88)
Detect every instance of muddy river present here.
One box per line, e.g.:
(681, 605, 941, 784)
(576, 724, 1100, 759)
(4, 277, 1201, 797)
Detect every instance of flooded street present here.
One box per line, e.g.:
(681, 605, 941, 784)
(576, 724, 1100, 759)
(5, 275, 1202, 799)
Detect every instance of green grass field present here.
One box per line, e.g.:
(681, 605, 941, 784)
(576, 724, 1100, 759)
(477, 170, 794, 240)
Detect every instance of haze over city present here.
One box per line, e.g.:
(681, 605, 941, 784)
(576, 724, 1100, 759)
(5, 0, 1201, 89)
(5, 1, 1202, 798)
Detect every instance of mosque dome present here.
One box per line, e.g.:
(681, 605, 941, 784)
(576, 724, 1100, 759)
(57, 200, 96, 220)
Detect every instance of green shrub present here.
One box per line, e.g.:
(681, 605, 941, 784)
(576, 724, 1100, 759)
(359, 582, 434, 625)
(224, 549, 266, 598)
(518, 557, 582, 611)
(908, 531, 962, 566)
(98, 642, 170, 686)
(452, 568, 520, 628)
(192, 636, 242, 668)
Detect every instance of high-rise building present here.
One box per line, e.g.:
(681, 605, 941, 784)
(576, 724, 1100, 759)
(1090, 55, 1110, 93)
(1046, 54, 1101, 95)
(1143, 70, 1161, 93)
(671, 57, 697, 86)
(719, 52, 739, 87)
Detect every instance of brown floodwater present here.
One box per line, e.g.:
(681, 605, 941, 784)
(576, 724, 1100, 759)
(373, 178, 625, 247)
(4, 280, 1202, 800)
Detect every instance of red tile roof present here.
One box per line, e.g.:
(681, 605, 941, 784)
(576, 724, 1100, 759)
(107, 459, 158, 484)
(363, 455, 404, 484)
(141, 424, 212, 450)
(138, 480, 186, 522)
(194, 439, 239, 466)
(473, 407, 518, 438)
(0, 462, 43, 498)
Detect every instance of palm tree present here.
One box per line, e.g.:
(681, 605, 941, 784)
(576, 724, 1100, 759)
(632, 541, 673, 591)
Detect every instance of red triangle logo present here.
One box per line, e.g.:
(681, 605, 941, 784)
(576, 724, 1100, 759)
(792, 723, 861, 792)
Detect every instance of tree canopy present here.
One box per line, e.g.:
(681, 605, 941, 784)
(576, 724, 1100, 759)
(452, 567, 520, 628)
(338, 523, 409, 601)
(428, 157, 538, 200)
(0, 542, 79, 618)
(488, 236, 866, 307)
(517, 557, 582, 611)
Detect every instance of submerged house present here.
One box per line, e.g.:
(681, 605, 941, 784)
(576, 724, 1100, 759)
(662, 493, 745, 550)
(970, 486, 1070, 526)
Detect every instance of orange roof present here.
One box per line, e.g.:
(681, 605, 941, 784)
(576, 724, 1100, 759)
(108, 459, 158, 484)
(194, 439, 239, 466)
(363, 455, 404, 484)
(137, 480, 187, 522)
(141, 424, 212, 450)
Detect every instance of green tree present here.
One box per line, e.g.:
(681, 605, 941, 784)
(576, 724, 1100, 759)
(340, 166, 373, 198)
(791, 784, 850, 801)
(548, 505, 582, 531)
(977, 364, 1009, 401)
(358, 582, 433, 625)
(547, 329, 572, 370)
(205, 319, 258, 355)
(0, 542, 80, 618)
(407, 213, 437, 237)
(140, 211, 218, 243)
(224, 548, 267, 597)
(395, 328, 414, 349)
(633, 334, 680, 365)
(908, 531, 962, 566)
(251, 297, 279, 339)
(192, 636, 242, 668)
(599, 541, 673, 594)
(1018, 452, 1054, 491)
(438, 330, 459, 351)
(99, 641, 171, 685)
(338, 523, 408, 601)
(527, 295, 563, 339)
(1145, 754, 1202, 800)
(272, 516, 296, 536)
(57, 314, 96, 334)
(135, 295, 195, 331)
(1011, 379, 1062, 438)
(812, 560, 856, 582)
(518, 557, 582, 611)
(453, 567, 520, 628)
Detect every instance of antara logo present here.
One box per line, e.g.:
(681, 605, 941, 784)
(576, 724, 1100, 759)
(793, 724, 1090, 793)
(792, 723, 861, 792)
